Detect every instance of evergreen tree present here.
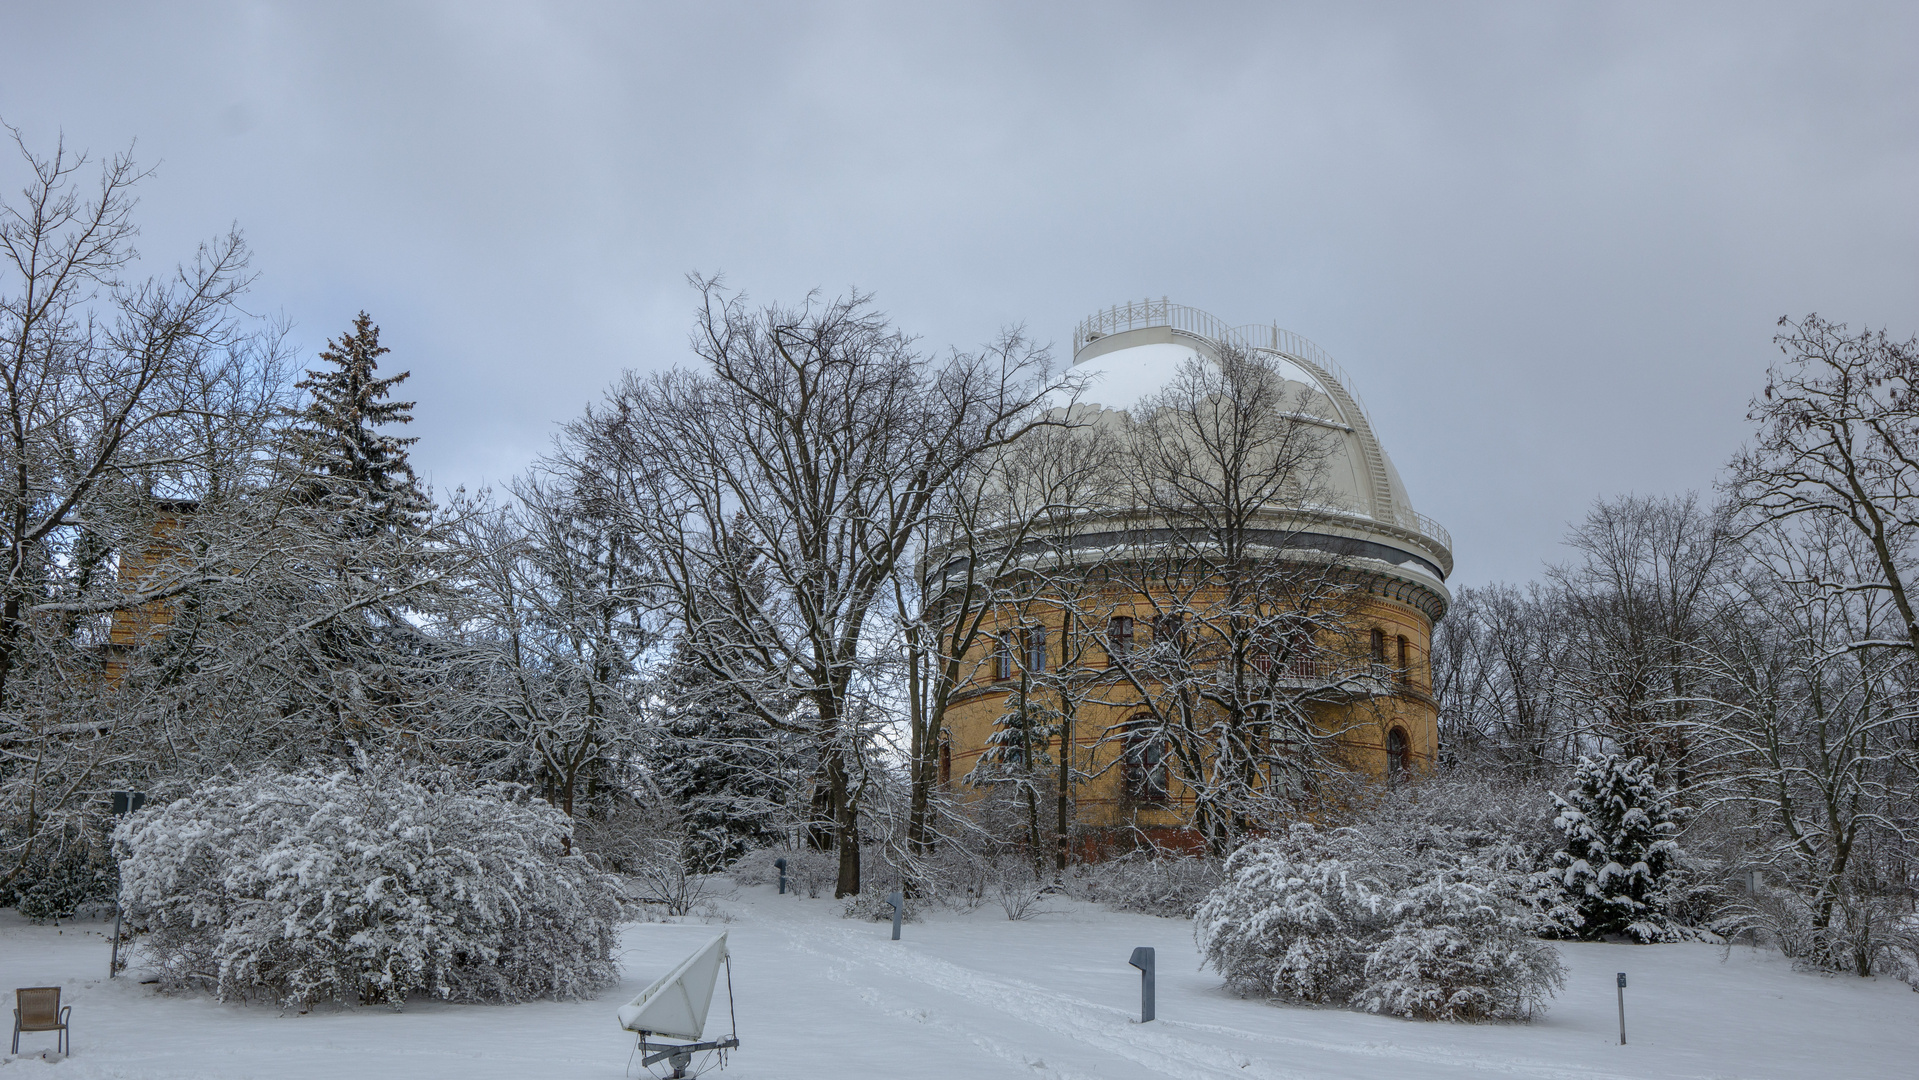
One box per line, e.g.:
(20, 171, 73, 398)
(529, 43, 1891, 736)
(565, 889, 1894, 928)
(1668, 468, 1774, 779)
(647, 641, 792, 873)
(279, 312, 432, 543)
(255, 313, 445, 750)
(1547, 754, 1687, 941)
(967, 676, 1062, 869)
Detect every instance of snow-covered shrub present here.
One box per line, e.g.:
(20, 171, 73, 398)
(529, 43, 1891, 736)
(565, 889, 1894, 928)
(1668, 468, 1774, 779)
(840, 890, 921, 923)
(113, 761, 628, 1008)
(1355, 864, 1565, 1021)
(1546, 755, 1688, 942)
(2, 835, 116, 921)
(1351, 775, 1559, 871)
(1195, 837, 1379, 1005)
(1196, 823, 1565, 1021)
(768, 848, 840, 899)
(1066, 851, 1222, 918)
(977, 850, 1054, 921)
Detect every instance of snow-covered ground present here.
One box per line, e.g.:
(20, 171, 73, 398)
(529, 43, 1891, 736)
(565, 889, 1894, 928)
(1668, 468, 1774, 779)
(3, 886, 1914, 1079)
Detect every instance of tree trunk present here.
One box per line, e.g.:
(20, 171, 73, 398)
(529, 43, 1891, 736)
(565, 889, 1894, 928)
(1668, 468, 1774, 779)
(824, 744, 861, 897)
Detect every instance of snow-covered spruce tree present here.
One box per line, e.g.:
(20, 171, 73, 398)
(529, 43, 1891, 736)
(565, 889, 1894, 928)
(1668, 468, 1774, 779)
(647, 640, 793, 873)
(278, 312, 433, 545)
(1547, 754, 1687, 941)
(260, 313, 449, 749)
(965, 675, 1061, 871)
(113, 759, 626, 1008)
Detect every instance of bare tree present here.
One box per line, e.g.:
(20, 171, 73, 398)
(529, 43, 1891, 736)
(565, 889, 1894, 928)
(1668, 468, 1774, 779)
(1433, 582, 1582, 775)
(1731, 315, 1919, 657)
(1682, 513, 1919, 975)
(555, 280, 1059, 896)
(1088, 345, 1372, 854)
(441, 481, 654, 836)
(1551, 493, 1734, 781)
(0, 128, 291, 889)
(894, 413, 1111, 876)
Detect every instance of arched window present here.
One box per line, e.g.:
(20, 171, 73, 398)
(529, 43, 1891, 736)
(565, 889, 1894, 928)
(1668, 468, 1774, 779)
(1397, 635, 1411, 684)
(1370, 627, 1386, 664)
(939, 740, 953, 785)
(1387, 726, 1411, 784)
(994, 633, 1014, 681)
(1107, 616, 1134, 661)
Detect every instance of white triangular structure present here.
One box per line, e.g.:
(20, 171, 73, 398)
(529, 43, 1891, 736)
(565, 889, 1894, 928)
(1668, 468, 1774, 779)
(619, 933, 729, 1041)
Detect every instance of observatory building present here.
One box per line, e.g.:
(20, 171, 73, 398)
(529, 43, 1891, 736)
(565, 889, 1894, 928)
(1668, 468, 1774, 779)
(940, 300, 1453, 846)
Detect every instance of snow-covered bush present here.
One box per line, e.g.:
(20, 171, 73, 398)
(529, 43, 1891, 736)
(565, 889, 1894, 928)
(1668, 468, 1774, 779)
(1194, 839, 1378, 1005)
(1, 835, 116, 921)
(840, 890, 922, 923)
(1066, 851, 1222, 918)
(113, 761, 628, 1008)
(1355, 864, 1565, 1021)
(1196, 824, 1565, 1021)
(1546, 754, 1688, 942)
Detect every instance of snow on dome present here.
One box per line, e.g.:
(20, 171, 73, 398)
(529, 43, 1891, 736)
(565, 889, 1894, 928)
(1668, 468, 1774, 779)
(1055, 301, 1452, 580)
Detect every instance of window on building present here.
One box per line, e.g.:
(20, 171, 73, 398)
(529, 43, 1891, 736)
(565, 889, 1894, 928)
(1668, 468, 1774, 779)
(1025, 626, 1047, 673)
(994, 633, 1014, 681)
(1397, 635, 1411, 684)
(1371, 627, 1386, 665)
(1388, 726, 1410, 785)
(1152, 613, 1185, 650)
(1278, 627, 1315, 678)
(939, 741, 952, 785)
(1123, 720, 1170, 803)
(1107, 616, 1134, 660)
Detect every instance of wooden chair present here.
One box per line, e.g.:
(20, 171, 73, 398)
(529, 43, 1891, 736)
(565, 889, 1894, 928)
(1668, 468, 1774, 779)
(12, 987, 70, 1056)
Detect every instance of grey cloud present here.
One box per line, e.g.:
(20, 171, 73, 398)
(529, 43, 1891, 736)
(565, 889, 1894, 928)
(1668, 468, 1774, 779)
(4, 1, 1914, 583)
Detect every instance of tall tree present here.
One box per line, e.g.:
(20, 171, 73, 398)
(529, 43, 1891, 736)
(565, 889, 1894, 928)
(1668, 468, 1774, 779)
(1092, 345, 1368, 854)
(1681, 512, 1919, 975)
(1731, 315, 1919, 657)
(558, 279, 1059, 896)
(647, 639, 795, 872)
(242, 312, 446, 751)
(440, 483, 652, 831)
(1551, 494, 1733, 781)
(0, 128, 287, 890)
(278, 312, 432, 545)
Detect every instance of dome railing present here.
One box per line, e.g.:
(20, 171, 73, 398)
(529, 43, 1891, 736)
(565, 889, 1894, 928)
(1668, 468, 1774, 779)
(1389, 507, 1451, 553)
(1075, 299, 1373, 430)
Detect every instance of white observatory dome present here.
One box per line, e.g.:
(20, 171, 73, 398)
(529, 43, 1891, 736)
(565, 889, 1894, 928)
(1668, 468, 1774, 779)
(1061, 301, 1452, 586)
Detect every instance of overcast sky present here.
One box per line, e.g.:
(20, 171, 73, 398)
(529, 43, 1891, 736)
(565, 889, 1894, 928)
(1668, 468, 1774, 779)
(5, 2, 1915, 586)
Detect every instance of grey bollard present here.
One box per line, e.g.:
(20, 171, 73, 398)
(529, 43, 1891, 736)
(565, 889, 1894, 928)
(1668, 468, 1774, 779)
(888, 891, 904, 940)
(1129, 946, 1156, 1022)
(775, 857, 787, 895)
(1616, 971, 1627, 1045)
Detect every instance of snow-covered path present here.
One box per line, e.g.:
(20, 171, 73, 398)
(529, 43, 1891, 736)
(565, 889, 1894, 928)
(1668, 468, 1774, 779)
(3, 887, 1915, 1078)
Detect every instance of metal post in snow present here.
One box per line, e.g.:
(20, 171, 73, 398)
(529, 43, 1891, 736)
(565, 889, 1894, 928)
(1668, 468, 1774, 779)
(888, 891, 904, 941)
(775, 857, 787, 895)
(1129, 947, 1156, 1023)
(1616, 972, 1627, 1045)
